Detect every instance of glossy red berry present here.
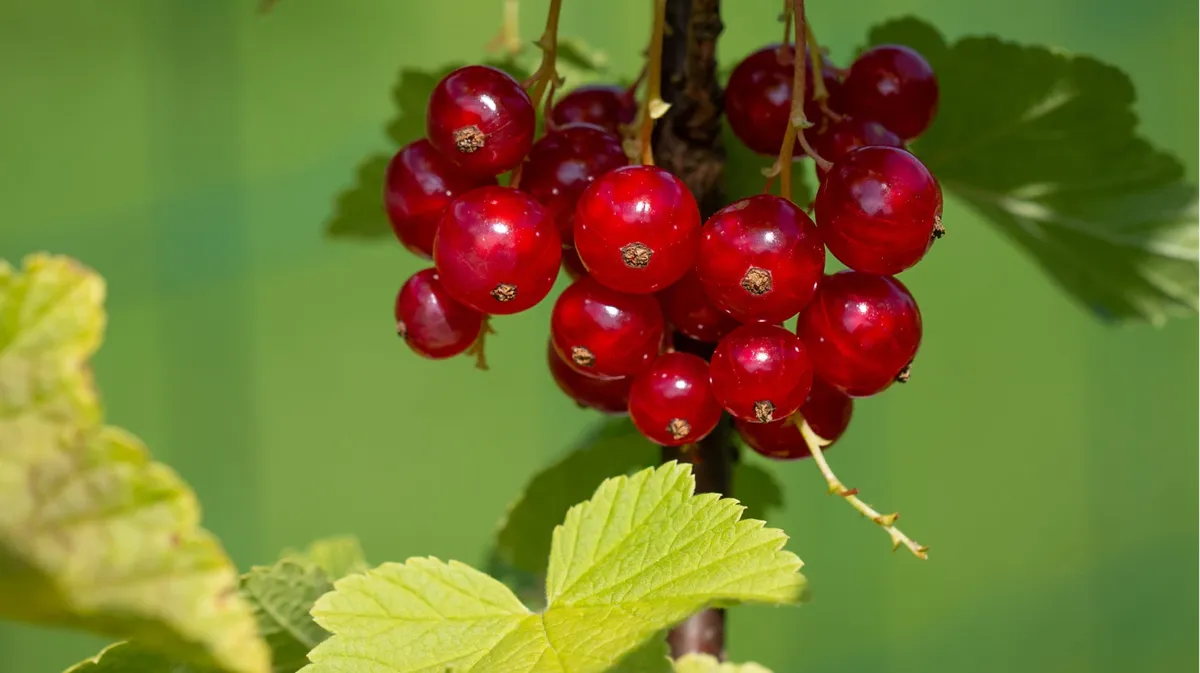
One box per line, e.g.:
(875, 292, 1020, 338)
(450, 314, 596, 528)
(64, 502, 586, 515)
(725, 46, 839, 156)
(735, 377, 853, 460)
(546, 341, 631, 414)
(426, 65, 536, 176)
(383, 140, 497, 258)
(795, 271, 922, 397)
(550, 84, 637, 135)
(709, 323, 813, 423)
(695, 195, 826, 323)
(811, 116, 904, 176)
(434, 186, 561, 315)
(841, 45, 938, 140)
(394, 268, 484, 359)
(550, 276, 665, 379)
(574, 165, 701, 294)
(814, 146, 942, 276)
(657, 270, 740, 343)
(562, 244, 588, 280)
(629, 352, 723, 446)
(520, 123, 627, 246)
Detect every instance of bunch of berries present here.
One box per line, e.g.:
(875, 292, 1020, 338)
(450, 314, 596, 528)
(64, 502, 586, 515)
(387, 42, 941, 463)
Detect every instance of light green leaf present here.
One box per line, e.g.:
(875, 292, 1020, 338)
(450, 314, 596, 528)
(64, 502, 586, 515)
(867, 17, 1198, 325)
(281, 535, 368, 581)
(0, 254, 270, 673)
(303, 462, 806, 673)
(672, 654, 772, 673)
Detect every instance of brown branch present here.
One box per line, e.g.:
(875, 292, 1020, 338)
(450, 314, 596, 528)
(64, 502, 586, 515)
(655, 0, 730, 660)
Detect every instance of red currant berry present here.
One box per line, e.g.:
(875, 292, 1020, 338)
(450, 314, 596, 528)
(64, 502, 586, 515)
(629, 352, 723, 446)
(426, 65, 536, 176)
(709, 323, 813, 423)
(795, 271, 922, 397)
(434, 186, 561, 315)
(695, 195, 825, 324)
(383, 140, 497, 258)
(562, 244, 588, 280)
(520, 123, 627, 246)
(811, 115, 904, 176)
(550, 84, 637, 135)
(725, 46, 836, 156)
(657, 270, 740, 343)
(841, 45, 938, 140)
(546, 341, 631, 414)
(550, 275, 665, 379)
(735, 377, 853, 460)
(574, 165, 701, 294)
(814, 146, 942, 275)
(394, 268, 484, 359)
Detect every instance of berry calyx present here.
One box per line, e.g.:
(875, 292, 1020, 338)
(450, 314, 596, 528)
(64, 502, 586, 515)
(724, 46, 839, 156)
(841, 45, 938, 140)
(657, 270, 740, 343)
(814, 146, 943, 275)
(549, 84, 637, 136)
(546, 341, 631, 414)
(574, 165, 701, 294)
(811, 115, 904, 176)
(695, 195, 826, 323)
(433, 186, 561, 315)
(426, 65, 536, 176)
(709, 323, 813, 423)
(519, 123, 627, 246)
(736, 377, 853, 460)
(394, 268, 485, 359)
(384, 140, 497, 258)
(629, 352, 723, 446)
(795, 271, 922, 397)
(550, 275, 665, 378)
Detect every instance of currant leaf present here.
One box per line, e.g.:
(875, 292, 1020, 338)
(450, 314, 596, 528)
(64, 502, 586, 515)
(673, 654, 773, 673)
(0, 254, 270, 673)
(868, 17, 1199, 324)
(303, 462, 807, 673)
(280, 535, 368, 581)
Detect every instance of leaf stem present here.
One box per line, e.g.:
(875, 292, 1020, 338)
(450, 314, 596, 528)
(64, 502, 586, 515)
(638, 0, 670, 165)
(797, 420, 929, 560)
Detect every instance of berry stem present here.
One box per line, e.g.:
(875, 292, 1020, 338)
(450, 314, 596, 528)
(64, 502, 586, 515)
(779, 0, 793, 52)
(772, 0, 831, 199)
(797, 419, 930, 559)
(465, 315, 497, 371)
(487, 0, 524, 57)
(804, 22, 842, 121)
(523, 0, 563, 112)
(637, 0, 670, 165)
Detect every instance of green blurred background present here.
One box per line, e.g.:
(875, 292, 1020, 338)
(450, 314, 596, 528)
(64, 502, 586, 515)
(1, 0, 1196, 671)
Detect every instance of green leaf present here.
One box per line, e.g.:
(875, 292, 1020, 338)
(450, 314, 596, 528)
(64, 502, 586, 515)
(303, 462, 806, 673)
(0, 254, 270, 673)
(867, 17, 1199, 324)
(732, 461, 784, 524)
(324, 154, 390, 241)
(723, 122, 815, 208)
(281, 535, 368, 581)
(673, 654, 772, 673)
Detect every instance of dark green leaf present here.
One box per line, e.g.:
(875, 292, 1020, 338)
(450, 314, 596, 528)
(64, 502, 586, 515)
(733, 461, 785, 523)
(868, 17, 1198, 324)
(323, 154, 389, 240)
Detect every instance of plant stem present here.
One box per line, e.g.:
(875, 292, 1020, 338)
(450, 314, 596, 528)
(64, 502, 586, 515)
(487, 0, 524, 56)
(524, 0, 563, 111)
(773, 0, 830, 199)
(655, 0, 729, 659)
(638, 0, 670, 165)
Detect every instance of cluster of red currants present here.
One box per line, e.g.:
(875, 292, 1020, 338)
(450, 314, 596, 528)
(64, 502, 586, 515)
(387, 41, 942, 463)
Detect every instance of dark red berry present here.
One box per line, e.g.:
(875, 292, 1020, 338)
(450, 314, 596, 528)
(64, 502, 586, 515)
(394, 268, 484, 359)
(695, 195, 826, 324)
(562, 244, 588, 280)
(811, 116, 904, 176)
(550, 275, 665, 379)
(814, 146, 942, 275)
(735, 377, 853, 460)
(657, 270, 740, 343)
(795, 271, 922, 397)
(384, 140, 497, 258)
(434, 186, 561, 315)
(546, 341, 631, 414)
(709, 323, 813, 423)
(629, 352, 723, 446)
(550, 84, 637, 135)
(520, 123, 627, 246)
(426, 65, 536, 176)
(574, 165, 701, 294)
(724, 46, 838, 156)
(841, 45, 938, 140)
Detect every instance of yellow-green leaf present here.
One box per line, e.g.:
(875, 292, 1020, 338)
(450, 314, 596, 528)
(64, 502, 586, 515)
(673, 654, 772, 673)
(281, 535, 368, 581)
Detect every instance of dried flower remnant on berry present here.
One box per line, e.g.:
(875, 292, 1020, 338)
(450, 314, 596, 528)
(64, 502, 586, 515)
(571, 346, 596, 368)
(621, 242, 653, 269)
(754, 400, 776, 422)
(491, 283, 518, 302)
(741, 267, 773, 295)
(454, 125, 486, 153)
(668, 418, 692, 441)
